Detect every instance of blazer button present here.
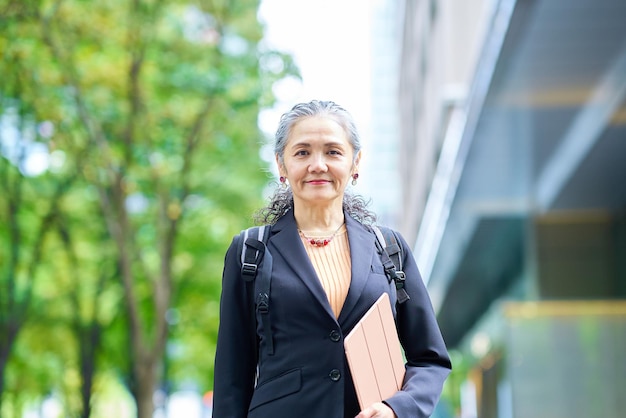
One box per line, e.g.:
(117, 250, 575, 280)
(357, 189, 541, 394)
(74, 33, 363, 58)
(329, 369, 341, 381)
(329, 330, 341, 342)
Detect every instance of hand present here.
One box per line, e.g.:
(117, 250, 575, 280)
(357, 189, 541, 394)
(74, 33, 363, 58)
(355, 402, 397, 418)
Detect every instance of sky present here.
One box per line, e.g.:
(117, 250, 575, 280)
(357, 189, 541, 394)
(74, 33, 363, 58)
(257, 0, 373, 141)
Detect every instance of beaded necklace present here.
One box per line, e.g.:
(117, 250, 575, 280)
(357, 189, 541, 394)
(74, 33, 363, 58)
(298, 223, 345, 247)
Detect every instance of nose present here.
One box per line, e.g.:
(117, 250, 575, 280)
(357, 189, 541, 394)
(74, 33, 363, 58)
(309, 153, 328, 172)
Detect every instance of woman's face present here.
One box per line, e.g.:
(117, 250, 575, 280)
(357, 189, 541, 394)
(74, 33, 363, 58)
(277, 115, 360, 209)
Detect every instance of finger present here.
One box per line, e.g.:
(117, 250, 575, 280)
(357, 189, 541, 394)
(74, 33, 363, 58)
(355, 406, 375, 418)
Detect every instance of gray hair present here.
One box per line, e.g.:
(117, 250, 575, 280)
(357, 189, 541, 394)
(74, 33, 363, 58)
(255, 100, 376, 225)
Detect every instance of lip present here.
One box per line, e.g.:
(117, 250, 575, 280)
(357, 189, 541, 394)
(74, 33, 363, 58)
(306, 179, 331, 185)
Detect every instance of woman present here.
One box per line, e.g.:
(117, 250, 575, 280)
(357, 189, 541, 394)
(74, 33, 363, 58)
(213, 100, 451, 418)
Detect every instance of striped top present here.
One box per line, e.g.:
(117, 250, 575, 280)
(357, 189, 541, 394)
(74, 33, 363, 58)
(300, 225, 351, 318)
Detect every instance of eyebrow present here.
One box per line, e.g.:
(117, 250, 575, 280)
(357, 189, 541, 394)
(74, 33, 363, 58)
(289, 141, 347, 148)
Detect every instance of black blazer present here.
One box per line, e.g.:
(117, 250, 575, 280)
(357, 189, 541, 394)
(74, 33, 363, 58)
(213, 211, 451, 418)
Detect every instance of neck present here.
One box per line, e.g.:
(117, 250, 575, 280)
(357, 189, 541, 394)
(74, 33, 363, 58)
(293, 200, 344, 232)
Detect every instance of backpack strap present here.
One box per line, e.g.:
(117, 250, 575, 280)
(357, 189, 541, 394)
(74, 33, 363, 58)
(372, 225, 410, 304)
(239, 225, 275, 356)
(240, 226, 268, 281)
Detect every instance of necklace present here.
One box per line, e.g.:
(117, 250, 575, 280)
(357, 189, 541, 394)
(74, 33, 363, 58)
(298, 223, 344, 247)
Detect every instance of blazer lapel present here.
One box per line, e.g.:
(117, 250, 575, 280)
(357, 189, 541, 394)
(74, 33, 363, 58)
(337, 215, 377, 324)
(269, 211, 336, 319)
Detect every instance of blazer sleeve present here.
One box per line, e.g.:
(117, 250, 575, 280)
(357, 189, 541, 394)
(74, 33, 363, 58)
(212, 235, 257, 418)
(383, 231, 452, 418)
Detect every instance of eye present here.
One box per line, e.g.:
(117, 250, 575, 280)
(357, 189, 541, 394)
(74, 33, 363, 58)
(295, 149, 309, 156)
(328, 149, 343, 156)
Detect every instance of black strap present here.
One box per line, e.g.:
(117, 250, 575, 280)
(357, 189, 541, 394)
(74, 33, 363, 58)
(241, 239, 263, 281)
(238, 227, 262, 368)
(239, 226, 275, 356)
(372, 225, 410, 304)
(255, 242, 274, 355)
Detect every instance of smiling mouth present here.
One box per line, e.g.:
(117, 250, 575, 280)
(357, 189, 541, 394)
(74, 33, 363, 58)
(307, 179, 330, 185)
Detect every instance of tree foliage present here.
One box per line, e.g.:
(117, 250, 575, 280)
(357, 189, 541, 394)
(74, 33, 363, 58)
(0, 0, 297, 416)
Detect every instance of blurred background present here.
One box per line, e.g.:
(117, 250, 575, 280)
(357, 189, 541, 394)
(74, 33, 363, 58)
(1, 0, 625, 417)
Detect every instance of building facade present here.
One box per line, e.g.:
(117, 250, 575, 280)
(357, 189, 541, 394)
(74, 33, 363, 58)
(398, 0, 626, 417)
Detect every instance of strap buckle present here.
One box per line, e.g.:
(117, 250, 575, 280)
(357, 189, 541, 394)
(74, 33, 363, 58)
(394, 270, 406, 289)
(241, 262, 258, 278)
(257, 293, 269, 314)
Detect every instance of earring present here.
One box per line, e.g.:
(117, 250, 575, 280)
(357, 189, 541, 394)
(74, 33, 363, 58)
(279, 176, 287, 188)
(351, 173, 359, 186)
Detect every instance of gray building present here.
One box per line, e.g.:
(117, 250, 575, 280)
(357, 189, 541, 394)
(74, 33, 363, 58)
(398, 0, 626, 417)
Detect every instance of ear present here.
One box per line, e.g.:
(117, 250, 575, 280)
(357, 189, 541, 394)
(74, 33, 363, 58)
(275, 154, 286, 177)
(352, 150, 362, 174)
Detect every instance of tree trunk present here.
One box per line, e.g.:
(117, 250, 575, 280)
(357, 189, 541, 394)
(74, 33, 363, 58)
(0, 348, 7, 413)
(0, 316, 20, 413)
(134, 357, 157, 418)
(78, 323, 100, 418)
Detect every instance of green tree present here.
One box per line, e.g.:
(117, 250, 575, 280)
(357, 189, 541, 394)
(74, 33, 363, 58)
(0, 0, 297, 416)
(0, 13, 83, 412)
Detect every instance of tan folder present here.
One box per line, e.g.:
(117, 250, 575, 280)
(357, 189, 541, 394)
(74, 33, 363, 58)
(344, 292, 405, 409)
